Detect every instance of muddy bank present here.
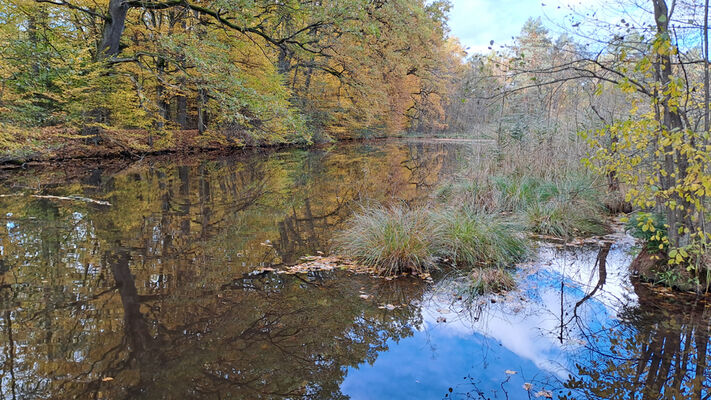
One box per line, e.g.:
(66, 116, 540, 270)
(0, 127, 485, 168)
(0, 128, 306, 168)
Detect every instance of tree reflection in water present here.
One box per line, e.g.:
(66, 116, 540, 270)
(1, 141, 708, 399)
(0, 141, 459, 399)
(565, 280, 710, 400)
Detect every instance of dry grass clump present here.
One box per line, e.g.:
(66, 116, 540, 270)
(468, 268, 516, 295)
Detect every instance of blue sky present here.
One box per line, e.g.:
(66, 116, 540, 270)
(447, 0, 597, 54)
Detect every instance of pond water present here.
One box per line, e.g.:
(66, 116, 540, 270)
(0, 139, 708, 399)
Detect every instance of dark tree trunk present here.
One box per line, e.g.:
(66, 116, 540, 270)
(197, 88, 207, 134)
(156, 57, 168, 130)
(277, 48, 291, 75)
(176, 94, 187, 128)
(108, 249, 152, 353)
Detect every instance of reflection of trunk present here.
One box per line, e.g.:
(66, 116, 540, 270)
(198, 164, 211, 239)
(643, 333, 665, 396)
(631, 281, 710, 399)
(573, 242, 611, 317)
(107, 248, 162, 399)
(303, 198, 318, 248)
(3, 311, 17, 400)
(108, 250, 152, 353)
(179, 165, 191, 236)
(693, 321, 709, 398)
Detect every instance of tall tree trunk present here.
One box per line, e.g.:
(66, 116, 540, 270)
(197, 87, 207, 134)
(277, 48, 291, 75)
(156, 57, 168, 131)
(27, 14, 42, 75)
(176, 93, 187, 129)
(652, 0, 691, 247)
(705, 0, 710, 138)
(98, 0, 129, 58)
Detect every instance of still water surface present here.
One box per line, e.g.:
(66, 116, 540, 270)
(0, 140, 708, 399)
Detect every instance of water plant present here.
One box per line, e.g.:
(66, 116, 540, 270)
(467, 267, 516, 295)
(334, 206, 439, 275)
(434, 209, 529, 268)
(335, 205, 531, 276)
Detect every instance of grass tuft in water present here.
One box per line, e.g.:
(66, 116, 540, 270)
(440, 172, 607, 238)
(334, 206, 438, 275)
(433, 209, 530, 268)
(522, 176, 607, 237)
(336, 206, 531, 275)
(467, 267, 516, 295)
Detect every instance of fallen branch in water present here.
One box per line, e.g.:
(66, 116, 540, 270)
(30, 194, 111, 206)
(0, 192, 111, 205)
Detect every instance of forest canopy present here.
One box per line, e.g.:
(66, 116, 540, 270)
(0, 0, 460, 146)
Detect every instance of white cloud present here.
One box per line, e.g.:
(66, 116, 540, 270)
(447, 0, 630, 55)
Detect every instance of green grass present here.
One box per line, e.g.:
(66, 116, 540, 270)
(524, 200, 607, 237)
(522, 175, 607, 237)
(491, 175, 548, 212)
(438, 172, 608, 238)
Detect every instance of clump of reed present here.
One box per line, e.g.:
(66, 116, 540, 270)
(467, 267, 516, 295)
(335, 143, 611, 297)
(334, 206, 439, 275)
(434, 209, 529, 268)
(442, 172, 607, 238)
(335, 205, 530, 275)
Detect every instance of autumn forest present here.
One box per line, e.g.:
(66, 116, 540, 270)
(1, 0, 711, 399)
(0, 0, 458, 149)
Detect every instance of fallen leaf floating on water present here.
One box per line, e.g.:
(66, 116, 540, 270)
(359, 294, 370, 300)
(535, 390, 553, 398)
(436, 308, 450, 314)
(436, 316, 447, 323)
(505, 370, 517, 375)
(378, 304, 397, 310)
(101, 377, 114, 382)
(523, 383, 533, 391)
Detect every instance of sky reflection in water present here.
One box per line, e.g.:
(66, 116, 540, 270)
(343, 240, 639, 399)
